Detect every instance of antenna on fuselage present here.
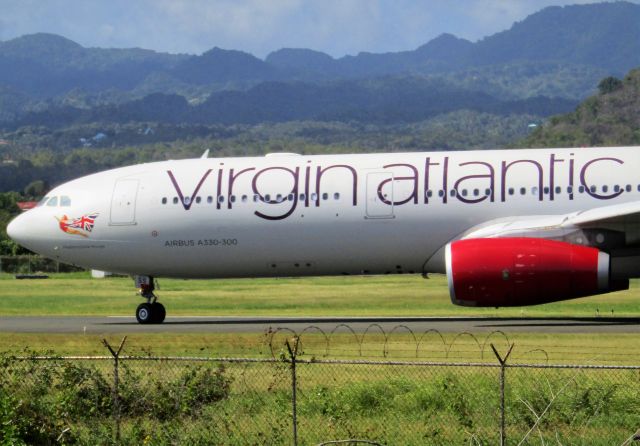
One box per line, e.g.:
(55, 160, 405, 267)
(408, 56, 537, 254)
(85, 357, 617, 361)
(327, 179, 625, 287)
(200, 149, 210, 159)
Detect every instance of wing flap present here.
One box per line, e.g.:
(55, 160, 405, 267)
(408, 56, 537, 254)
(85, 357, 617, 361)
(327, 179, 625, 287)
(561, 201, 640, 227)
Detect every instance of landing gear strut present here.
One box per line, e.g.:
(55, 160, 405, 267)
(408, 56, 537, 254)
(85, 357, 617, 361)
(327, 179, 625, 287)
(134, 276, 166, 324)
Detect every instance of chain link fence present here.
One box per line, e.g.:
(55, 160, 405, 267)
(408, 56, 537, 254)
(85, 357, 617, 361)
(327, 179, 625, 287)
(2, 337, 640, 445)
(0, 255, 83, 274)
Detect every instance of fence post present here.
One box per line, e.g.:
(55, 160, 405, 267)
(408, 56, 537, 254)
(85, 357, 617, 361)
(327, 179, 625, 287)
(491, 343, 514, 446)
(286, 336, 300, 446)
(103, 336, 127, 444)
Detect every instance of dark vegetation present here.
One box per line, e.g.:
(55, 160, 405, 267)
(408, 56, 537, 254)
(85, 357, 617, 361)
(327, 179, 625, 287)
(10, 79, 577, 128)
(0, 192, 22, 255)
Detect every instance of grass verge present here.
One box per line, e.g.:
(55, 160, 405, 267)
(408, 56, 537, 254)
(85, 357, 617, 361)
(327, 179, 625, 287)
(0, 272, 639, 318)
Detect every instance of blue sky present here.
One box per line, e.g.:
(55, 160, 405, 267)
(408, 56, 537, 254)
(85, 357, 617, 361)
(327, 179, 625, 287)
(0, 0, 637, 58)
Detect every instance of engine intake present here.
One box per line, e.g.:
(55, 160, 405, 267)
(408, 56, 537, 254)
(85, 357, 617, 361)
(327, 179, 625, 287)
(445, 237, 628, 307)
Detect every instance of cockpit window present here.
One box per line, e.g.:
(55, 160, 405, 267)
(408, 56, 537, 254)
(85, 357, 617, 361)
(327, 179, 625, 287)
(60, 196, 71, 207)
(37, 196, 50, 207)
(46, 196, 58, 207)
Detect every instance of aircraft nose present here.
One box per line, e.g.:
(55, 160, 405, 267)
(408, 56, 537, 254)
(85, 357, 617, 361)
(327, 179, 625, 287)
(6, 213, 31, 246)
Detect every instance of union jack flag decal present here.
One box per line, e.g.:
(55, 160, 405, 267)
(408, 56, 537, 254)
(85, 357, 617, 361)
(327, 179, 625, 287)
(56, 213, 99, 238)
(68, 213, 99, 232)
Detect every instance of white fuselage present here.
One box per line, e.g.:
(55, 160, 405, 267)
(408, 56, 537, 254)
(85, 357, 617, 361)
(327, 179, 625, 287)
(8, 147, 640, 278)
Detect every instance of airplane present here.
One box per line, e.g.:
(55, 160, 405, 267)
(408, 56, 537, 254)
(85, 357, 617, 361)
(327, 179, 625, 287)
(6, 146, 640, 324)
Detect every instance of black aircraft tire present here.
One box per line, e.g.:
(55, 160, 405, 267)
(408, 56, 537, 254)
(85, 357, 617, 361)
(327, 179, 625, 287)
(136, 303, 154, 324)
(152, 303, 166, 324)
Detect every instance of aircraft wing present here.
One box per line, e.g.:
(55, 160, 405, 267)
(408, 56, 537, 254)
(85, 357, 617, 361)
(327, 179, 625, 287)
(458, 200, 640, 248)
(560, 200, 640, 227)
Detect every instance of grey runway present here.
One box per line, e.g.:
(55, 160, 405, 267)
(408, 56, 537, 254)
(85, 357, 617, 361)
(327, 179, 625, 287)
(1, 316, 640, 334)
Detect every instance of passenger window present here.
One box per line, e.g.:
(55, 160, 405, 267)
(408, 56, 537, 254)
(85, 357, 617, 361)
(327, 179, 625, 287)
(520, 187, 526, 195)
(602, 185, 608, 193)
(590, 186, 596, 193)
(173, 197, 178, 204)
(311, 193, 318, 201)
(555, 187, 561, 194)
(264, 194, 271, 202)
(614, 185, 620, 193)
(567, 186, 573, 194)
(438, 190, 444, 198)
(47, 196, 58, 207)
(161, 197, 167, 205)
(184, 196, 191, 205)
(218, 196, 225, 203)
(322, 193, 329, 200)
(626, 185, 632, 192)
(579, 186, 585, 193)
(543, 187, 550, 194)
(288, 194, 295, 201)
(449, 190, 456, 197)
(485, 188, 491, 195)
(427, 190, 433, 198)
(531, 187, 538, 195)
(508, 188, 514, 196)
(473, 189, 479, 197)
(230, 195, 236, 203)
(299, 193, 306, 201)
(207, 196, 213, 204)
(461, 189, 468, 197)
(196, 196, 202, 204)
(60, 196, 71, 207)
(242, 195, 248, 203)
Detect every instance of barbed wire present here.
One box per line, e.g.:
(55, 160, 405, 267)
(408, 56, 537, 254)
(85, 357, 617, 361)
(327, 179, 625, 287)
(264, 323, 640, 364)
(265, 324, 523, 361)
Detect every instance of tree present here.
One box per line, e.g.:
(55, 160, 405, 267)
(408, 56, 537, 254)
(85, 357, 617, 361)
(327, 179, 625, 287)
(0, 191, 29, 256)
(597, 76, 623, 95)
(23, 180, 48, 199)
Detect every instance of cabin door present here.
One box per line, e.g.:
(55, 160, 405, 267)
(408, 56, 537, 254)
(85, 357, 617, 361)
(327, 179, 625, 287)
(110, 179, 139, 225)
(366, 172, 394, 219)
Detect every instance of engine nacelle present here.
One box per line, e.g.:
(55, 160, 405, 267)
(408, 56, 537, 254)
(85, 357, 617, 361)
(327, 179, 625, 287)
(445, 237, 628, 307)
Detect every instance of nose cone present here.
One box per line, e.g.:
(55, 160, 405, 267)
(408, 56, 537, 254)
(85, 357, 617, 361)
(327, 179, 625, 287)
(7, 214, 20, 241)
(6, 213, 33, 248)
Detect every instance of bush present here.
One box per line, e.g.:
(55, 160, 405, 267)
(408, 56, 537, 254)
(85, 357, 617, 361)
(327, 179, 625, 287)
(145, 364, 233, 420)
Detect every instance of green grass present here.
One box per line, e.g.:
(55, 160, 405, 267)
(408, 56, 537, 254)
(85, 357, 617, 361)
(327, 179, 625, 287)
(0, 331, 638, 366)
(1, 272, 639, 318)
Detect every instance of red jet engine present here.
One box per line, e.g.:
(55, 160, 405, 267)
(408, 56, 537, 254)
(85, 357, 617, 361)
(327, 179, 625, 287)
(445, 237, 628, 307)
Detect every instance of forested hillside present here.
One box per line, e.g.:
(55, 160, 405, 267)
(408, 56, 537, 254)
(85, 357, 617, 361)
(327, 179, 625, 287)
(12, 78, 576, 129)
(518, 69, 640, 147)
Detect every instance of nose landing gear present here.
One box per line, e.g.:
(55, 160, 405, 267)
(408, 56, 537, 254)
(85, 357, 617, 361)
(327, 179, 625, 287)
(134, 276, 166, 324)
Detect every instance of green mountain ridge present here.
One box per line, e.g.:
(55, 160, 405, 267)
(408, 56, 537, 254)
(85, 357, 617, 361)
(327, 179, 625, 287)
(10, 76, 578, 129)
